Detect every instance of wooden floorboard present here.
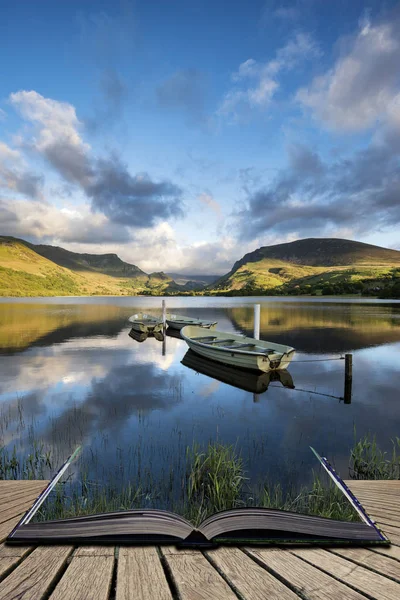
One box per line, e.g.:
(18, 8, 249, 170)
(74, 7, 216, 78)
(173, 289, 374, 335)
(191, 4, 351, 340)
(160, 546, 238, 599)
(116, 546, 173, 600)
(49, 547, 114, 600)
(245, 547, 367, 599)
(0, 546, 73, 600)
(293, 547, 400, 600)
(0, 480, 399, 599)
(206, 546, 300, 599)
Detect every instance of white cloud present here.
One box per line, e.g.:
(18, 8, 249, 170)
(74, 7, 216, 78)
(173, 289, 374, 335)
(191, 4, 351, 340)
(10, 90, 87, 153)
(0, 108, 6, 121)
(296, 16, 400, 132)
(218, 33, 320, 120)
(0, 196, 130, 244)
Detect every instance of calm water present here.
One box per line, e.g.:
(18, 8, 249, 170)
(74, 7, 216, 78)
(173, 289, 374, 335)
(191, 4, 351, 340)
(1, 296, 400, 507)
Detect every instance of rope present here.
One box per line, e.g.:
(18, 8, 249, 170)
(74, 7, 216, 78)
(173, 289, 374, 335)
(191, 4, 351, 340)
(269, 384, 343, 401)
(291, 357, 345, 363)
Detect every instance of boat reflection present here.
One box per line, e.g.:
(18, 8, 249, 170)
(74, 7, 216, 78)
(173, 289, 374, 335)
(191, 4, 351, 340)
(128, 329, 164, 343)
(181, 349, 294, 395)
(165, 328, 182, 340)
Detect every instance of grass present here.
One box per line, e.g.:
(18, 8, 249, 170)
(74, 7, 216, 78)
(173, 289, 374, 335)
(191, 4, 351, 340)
(350, 433, 400, 479)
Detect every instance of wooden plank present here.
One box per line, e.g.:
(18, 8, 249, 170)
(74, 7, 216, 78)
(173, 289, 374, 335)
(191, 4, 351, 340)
(0, 543, 32, 579)
(351, 499, 400, 517)
(329, 548, 400, 582)
(246, 547, 366, 600)
(74, 547, 115, 557)
(349, 491, 400, 506)
(206, 547, 300, 599)
(292, 547, 400, 599)
(0, 546, 72, 600)
(345, 480, 400, 486)
(116, 547, 173, 600)
(160, 547, 237, 599)
(50, 547, 114, 600)
(0, 489, 45, 505)
(366, 513, 400, 530)
(371, 545, 400, 561)
(0, 496, 45, 524)
(0, 514, 25, 543)
(372, 523, 400, 544)
(0, 481, 48, 492)
(0, 482, 46, 497)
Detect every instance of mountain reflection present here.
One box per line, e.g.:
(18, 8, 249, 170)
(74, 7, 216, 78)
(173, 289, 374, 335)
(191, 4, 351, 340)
(227, 303, 400, 353)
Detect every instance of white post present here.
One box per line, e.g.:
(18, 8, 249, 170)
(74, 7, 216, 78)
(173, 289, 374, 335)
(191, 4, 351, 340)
(162, 299, 166, 329)
(254, 303, 260, 340)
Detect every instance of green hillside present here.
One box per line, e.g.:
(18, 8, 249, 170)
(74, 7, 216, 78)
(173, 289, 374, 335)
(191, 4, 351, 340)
(0, 237, 181, 297)
(210, 238, 400, 298)
(23, 241, 146, 277)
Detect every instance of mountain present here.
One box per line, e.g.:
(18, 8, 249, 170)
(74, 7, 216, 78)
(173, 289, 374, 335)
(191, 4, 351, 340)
(167, 273, 220, 286)
(0, 236, 180, 297)
(22, 240, 146, 278)
(210, 238, 400, 297)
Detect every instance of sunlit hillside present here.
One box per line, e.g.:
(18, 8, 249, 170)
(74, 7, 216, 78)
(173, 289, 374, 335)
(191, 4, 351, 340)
(0, 237, 182, 297)
(210, 239, 400, 297)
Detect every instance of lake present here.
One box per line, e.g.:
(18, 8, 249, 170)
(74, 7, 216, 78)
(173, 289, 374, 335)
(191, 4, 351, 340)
(1, 296, 400, 511)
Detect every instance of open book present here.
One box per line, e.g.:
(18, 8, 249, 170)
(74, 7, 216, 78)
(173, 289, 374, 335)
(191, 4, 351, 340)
(7, 448, 390, 547)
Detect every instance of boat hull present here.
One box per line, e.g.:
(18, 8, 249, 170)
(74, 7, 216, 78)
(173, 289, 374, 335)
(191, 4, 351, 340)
(181, 326, 295, 373)
(166, 320, 216, 331)
(166, 314, 217, 331)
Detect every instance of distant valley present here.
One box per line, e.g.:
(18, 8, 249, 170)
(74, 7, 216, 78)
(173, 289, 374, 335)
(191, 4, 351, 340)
(1, 236, 399, 298)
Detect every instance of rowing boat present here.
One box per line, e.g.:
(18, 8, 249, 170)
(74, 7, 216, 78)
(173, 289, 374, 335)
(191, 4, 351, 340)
(165, 313, 217, 331)
(180, 326, 295, 372)
(128, 312, 163, 333)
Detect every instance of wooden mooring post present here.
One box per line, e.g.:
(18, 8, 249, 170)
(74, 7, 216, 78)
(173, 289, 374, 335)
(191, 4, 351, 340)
(344, 353, 353, 404)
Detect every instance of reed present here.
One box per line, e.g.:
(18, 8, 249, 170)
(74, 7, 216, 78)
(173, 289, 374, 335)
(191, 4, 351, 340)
(350, 432, 400, 479)
(185, 442, 246, 525)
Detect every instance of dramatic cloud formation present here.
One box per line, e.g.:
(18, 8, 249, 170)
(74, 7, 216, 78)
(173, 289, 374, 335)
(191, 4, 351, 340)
(9, 90, 184, 229)
(297, 14, 400, 131)
(238, 132, 400, 240)
(218, 33, 320, 120)
(0, 197, 132, 244)
(236, 10, 400, 243)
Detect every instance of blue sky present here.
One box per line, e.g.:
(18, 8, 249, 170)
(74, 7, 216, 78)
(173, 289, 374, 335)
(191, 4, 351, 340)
(1, 0, 400, 274)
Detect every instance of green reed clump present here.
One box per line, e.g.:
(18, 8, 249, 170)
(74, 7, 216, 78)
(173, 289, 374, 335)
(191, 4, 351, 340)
(350, 433, 400, 479)
(0, 442, 52, 480)
(252, 475, 359, 522)
(35, 477, 144, 521)
(185, 442, 246, 525)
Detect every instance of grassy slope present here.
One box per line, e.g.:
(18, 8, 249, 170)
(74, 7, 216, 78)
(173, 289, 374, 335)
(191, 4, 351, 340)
(210, 239, 400, 296)
(0, 238, 178, 297)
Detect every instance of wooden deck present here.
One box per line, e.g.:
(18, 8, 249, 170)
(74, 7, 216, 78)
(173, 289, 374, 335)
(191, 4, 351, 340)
(0, 480, 399, 599)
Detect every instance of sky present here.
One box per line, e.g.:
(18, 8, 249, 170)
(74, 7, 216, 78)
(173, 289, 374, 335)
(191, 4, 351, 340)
(1, 0, 400, 275)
